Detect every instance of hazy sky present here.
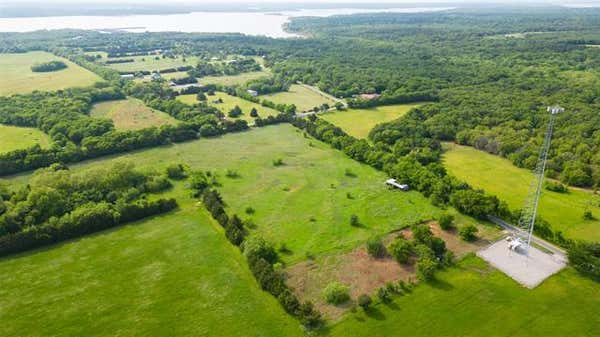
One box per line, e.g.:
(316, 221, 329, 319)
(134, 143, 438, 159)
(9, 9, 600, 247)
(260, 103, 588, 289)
(2, 0, 597, 3)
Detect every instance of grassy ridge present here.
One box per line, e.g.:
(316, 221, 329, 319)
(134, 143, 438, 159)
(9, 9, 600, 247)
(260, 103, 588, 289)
(326, 255, 600, 337)
(443, 143, 600, 241)
(0, 185, 303, 337)
(0, 51, 101, 95)
(322, 103, 424, 139)
(90, 97, 177, 130)
(0, 124, 52, 153)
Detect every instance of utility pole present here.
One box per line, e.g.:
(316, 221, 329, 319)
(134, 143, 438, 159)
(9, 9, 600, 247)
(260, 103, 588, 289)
(518, 105, 563, 253)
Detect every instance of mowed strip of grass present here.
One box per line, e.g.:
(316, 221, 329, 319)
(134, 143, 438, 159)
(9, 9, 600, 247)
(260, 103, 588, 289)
(260, 84, 336, 112)
(90, 97, 177, 130)
(177, 92, 280, 125)
(103, 55, 198, 72)
(6, 125, 459, 263)
(443, 143, 600, 241)
(321, 103, 424, 139)
(0, 124, 52, 154)
(326, 255, 600, 337)
(0, 185, 303, 337)
(0, 51, 101, 96)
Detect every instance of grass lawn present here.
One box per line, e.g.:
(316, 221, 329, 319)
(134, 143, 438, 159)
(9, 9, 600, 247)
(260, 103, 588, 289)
(7, 125, 470, 263)
(198, 69, 271, 86)
(443, 143, 600, 241)
(90, 97, 177, 130)
(177, 92, 280, 125)
(0, 51, 101, 95)
(0, 184, 303, 337)
(260, 84, 336, 113)
(325, 255, 600, 337)
(0, 124, 52, 154)
(322, 103, 424, 139)
(104, 55, 198, 73)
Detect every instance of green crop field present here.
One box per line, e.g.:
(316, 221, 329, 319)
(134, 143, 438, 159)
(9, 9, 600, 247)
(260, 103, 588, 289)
(322, 103, 424, 139)
(0, 124, 52, 154)
(0, 51, 101, 95)
(443, 143, 600, 241)
(7, 125, 470, 263)
(90, 98, 177, 130)
(177, 92, 280, 125)
(260, 84, 336, 112)
(326, 255, 600, 337)
(103, 55, 198, 72)
(0, 184, 303, 337)
(199, 70, 271, 86)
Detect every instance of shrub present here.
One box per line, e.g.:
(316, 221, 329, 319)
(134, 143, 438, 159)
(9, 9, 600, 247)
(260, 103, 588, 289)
(389, 238, 413, 264)
(366, 236, 386, 258)
(414, 243, 435, 260)
(568, 242, 600, 281)
(344, 168, 356, 177)
(243, 236, 278, 264)
(583, 210, 594, 220)
(245, 206, 255, 214)
(298, 301, 322, 328)
(459, 224, 479, 242)
(166, 163, 187, 180)
(438, 214, 455, 230)
(225, 169, 240, 178)
(545, 181, 568, 193)
(250, 107, 259, 117)
(272, 158, 284, 166)
(430, 237, 447, 258)
(228, 105, 242, 118)
(323, 282, 350, 304)
(357, 294, 372, 309)
(411, 223, 433, 244)
(416, 257, 437, 281)
(350, 214, 360, 227)
(31, 60, 67, 72)
(376, 287, 392, 303)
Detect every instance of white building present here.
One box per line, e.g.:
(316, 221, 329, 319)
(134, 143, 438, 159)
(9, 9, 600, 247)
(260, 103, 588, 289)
(247, 89, 258, 97)
(120, 74, 135, 80)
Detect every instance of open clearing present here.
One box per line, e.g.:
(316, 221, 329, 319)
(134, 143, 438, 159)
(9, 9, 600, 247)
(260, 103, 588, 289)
(90, 97, 177, 130)
(0, 51, 101, 95)
(102, 55, 198, 73)
(0, 184, 303, 337)
(286, 222, 499, 320)
(260, 84, 337, 112)
(177, 92, 280, 125)
(326, 255, 599, 337)
(443, 143, 600, 241)
(322, 103, 424, 139)
(7, 125, 472, 263)
(0, 124, 52, 153)
(199, 69, 271, 86)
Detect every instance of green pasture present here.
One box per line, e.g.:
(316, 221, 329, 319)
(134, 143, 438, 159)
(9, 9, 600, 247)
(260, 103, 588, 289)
(0, 184, 303, 337)
(104, 55, 198, 73)
(0, 51, 101, 95)
(443, 143, 600, 241)
(177, 92, 280, 125)
(322, 103, 424, 139)
(199, 69, 271, 86)
(7, 125, 467, 263)
(0, 124, 52, 154)
(260, 84, 336, 112)
(326, 255, 600, 337)
(90, 97, 177, 130)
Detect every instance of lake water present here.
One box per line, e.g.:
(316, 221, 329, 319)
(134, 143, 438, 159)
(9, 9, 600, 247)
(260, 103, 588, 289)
(0, 7, 453, 38)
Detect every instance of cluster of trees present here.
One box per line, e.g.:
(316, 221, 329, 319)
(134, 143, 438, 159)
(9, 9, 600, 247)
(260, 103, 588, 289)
(30, 60, 67, 72)
(192, 180, 322, 328)
(245, 75, 292, 95)
(188, 58, 261, 78)
(0, 163, 177, 256)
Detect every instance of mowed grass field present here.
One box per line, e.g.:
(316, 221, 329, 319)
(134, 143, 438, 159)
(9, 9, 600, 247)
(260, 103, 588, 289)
(443, 143, 600, 241)
(7, 125, 461, 263)
(199, 69, 271, 86)
(0, 124, 52, 153)
(322, 103, 424, 139)
(90, 98, 177, 130)
(177, 92, 280, 125)
(0, 184, 303, 337)
(260, 84, 336, 112)
(103, 55, 198, 72)
(0, 51, 101, 95)
(326, 255, 600, 337)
